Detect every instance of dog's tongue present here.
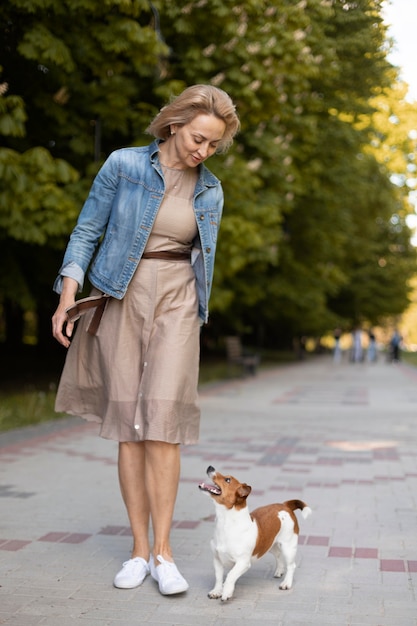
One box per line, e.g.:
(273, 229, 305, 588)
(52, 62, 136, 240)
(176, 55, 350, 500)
(199, 482, 221, 495)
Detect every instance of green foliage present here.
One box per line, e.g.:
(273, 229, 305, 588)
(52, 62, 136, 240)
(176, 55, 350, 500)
(0, 93, 27, 136)
(0, 0, 416, 350)
(0, 0, 166, 316)
(0, 147, 79, 244)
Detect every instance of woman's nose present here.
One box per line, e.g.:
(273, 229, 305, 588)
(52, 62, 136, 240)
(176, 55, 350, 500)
(198, 143, 210, 158)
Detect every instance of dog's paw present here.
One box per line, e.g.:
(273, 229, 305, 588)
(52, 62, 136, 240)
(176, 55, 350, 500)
(279, 579, 293, 590)
(273, 567, 285, 578)
(208, 588, 223, 599)
(221, 581, 236, 600)
(221, 593, 233, 601)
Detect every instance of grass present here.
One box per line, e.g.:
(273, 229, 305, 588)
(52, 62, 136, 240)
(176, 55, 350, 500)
(400, 350, 417, 367)
(0, 389, 60, 433)
(0, 348, 301, 434)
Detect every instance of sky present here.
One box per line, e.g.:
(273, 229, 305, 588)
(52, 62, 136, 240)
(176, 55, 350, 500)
(383, 0, 417, 101)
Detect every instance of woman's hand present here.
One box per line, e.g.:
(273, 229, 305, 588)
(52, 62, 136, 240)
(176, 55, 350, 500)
(52, 277, 78, 348)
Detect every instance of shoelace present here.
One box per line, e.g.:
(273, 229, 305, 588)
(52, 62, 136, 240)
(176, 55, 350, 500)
(123, 558, 147, 571)
(156, 556, 181, 579)
(162, 562, 181, 578)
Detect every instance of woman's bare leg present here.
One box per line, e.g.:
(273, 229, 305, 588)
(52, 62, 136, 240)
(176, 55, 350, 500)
(118, 440, 181, 566)
(144, 440, 180, 564)
(118, 441, 151, 560)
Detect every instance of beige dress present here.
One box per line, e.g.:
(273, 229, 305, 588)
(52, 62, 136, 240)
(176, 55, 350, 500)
(55, 165, 201, 444)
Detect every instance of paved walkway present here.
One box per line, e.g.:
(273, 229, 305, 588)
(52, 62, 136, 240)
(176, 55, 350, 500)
(1, 354, 417, 625)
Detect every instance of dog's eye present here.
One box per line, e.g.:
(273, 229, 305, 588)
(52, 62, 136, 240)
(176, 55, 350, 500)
(225, 477, 231, 483)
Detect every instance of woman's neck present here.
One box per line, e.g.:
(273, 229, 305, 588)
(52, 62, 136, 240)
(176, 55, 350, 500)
(158, 138, 186, 170)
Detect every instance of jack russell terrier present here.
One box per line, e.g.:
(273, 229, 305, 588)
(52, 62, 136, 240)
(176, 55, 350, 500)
(199, 465, 311, 601)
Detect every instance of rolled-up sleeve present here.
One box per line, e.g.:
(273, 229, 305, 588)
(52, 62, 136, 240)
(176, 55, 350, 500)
(53, 261, 85, 294)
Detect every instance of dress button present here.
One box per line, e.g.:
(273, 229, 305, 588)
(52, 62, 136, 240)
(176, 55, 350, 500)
(144, 361, 147, 367)
(134, 424, 140, 430)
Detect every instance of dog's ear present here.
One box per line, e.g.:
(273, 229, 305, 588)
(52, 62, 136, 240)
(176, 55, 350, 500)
(237, 483, 252, 500)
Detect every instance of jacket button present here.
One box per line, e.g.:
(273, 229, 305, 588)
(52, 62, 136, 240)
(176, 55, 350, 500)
(206, 247, 211, 253)
(199, 214, 205, 220)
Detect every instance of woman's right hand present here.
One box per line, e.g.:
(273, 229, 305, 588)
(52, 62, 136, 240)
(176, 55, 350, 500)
(52, 277, 79, 348)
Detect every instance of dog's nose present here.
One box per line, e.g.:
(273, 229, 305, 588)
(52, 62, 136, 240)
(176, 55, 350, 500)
(207, 465, 215, 475)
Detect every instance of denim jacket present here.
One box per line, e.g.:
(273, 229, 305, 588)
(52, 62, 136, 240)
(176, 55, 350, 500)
(53, 140, 224, 322)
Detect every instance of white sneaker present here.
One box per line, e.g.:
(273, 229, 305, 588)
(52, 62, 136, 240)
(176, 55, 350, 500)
(149, 554, 189, 595)
(113, 557, 149, 589)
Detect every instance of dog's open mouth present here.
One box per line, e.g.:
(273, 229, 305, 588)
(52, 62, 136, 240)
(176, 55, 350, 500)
(199, 481, 221, 496)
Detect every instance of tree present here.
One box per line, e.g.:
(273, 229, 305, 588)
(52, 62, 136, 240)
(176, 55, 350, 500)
(161, 0, 416, 342)
(0, 0, 167, 346)
(1, 0, 415, 353)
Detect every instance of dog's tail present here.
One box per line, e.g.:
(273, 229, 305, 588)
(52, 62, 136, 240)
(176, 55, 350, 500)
(284, 499, 312, 520)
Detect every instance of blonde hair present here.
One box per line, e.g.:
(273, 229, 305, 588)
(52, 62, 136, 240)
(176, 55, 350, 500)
(147, 84, 240, 153)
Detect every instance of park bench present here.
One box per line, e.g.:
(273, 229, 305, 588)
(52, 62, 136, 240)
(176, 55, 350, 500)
(225, 336, 260, 377)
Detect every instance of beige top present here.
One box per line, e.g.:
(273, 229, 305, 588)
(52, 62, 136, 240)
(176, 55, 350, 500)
(144, 164, 198, 253)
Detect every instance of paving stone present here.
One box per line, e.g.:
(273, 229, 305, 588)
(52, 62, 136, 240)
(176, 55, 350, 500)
(1, 356, 417, 624)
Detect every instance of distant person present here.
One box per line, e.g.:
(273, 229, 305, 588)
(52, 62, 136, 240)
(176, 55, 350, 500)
(351, 327, 363, 363)
(333, 328, 342, 363)
(367, 329, 377, 362)
(390, 329, 402, 362)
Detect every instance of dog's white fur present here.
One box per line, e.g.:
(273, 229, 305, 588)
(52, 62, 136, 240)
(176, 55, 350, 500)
(199, 466, 311, 601)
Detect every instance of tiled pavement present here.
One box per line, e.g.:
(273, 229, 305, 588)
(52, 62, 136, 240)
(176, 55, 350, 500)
(1, 354, 417, 625)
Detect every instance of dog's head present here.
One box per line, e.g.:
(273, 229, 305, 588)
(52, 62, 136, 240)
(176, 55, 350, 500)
(199, 465, 251, 510)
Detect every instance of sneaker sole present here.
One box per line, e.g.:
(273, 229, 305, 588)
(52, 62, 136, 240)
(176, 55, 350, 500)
(158, 582, 189, 595)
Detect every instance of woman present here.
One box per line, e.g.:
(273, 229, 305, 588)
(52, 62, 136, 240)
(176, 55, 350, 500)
(52, 85, 240, 595)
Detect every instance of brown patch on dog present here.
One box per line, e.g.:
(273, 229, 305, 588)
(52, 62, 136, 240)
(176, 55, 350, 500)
(209, 472, 252, 510)
(251, 504, 286, 558)
(251, 500, 308, 558)
(284, 499, 309, 526)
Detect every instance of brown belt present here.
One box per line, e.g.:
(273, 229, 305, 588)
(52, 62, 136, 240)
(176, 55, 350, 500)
(142, 250, 191, 261)
(65, 252, 190, 337)
(66, 294, 110, 336)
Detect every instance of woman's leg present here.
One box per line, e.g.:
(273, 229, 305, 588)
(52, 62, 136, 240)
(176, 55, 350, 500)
(145, 441, 189, 594)
(118, 441, 151, 560)
(144, 440, 180, 564)
(118, 440, 181, 562)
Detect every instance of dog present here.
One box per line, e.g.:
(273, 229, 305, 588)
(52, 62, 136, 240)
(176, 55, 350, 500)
(199, 465, 311, 601)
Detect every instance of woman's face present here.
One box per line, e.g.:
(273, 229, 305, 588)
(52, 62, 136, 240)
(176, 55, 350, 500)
(170, 113, 226, 169)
